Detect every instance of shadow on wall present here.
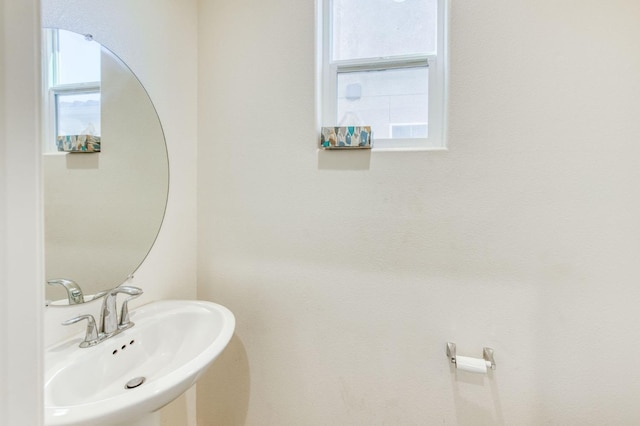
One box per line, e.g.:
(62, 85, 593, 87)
(317, 149, 372, 171)
(450, 365, 504, 425)
(197, 334, 250, 425)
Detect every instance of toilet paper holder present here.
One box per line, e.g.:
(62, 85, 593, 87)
(446, 342, 496, 370)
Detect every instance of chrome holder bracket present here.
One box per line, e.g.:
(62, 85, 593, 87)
(446, 342, 496, 370)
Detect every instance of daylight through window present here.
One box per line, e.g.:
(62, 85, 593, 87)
(320, 0, 447, 149)
(42, 29, 101, 152)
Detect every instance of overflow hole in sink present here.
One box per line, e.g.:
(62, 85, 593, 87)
(112, 350, 118, 355)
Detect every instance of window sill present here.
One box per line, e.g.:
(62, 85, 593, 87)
(370, 136, 446, 152)
(372, 146, 448, 153)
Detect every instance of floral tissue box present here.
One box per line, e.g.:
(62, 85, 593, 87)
(320, 126, 372, 149)
(57, 135, 101, 153)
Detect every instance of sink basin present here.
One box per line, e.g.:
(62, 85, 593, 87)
(44, 300, 235, 426)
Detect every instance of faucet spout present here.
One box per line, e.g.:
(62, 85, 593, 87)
(99, 286, 143, 335)
(47, 278, 85, 304)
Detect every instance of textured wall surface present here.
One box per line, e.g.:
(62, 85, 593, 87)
(196, 0, 640, 424)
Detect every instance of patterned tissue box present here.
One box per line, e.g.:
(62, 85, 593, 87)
(320, 126, 372, 149)
(57, 135, 101, 153)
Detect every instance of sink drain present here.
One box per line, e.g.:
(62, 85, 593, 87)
(124, 377, 146, 389)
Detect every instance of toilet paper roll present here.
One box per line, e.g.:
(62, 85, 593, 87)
(455, 355, 488, 374)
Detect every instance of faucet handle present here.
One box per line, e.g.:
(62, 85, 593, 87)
(47, 278, 85, 304)
(62, 314, 99, 348)
(119, 289, 143, 330)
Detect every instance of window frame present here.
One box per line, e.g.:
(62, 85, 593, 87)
(318, 0, 448, 150)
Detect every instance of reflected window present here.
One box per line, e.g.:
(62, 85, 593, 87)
(43, 29, 101, 152)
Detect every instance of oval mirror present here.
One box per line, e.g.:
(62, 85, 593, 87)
(43, 28, 169, 305)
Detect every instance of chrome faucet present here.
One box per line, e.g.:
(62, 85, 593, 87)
(62, 285, 143, 348)
(61, 315, 99, 348)
(100, 286, 143, 335)
(47, 278, 85, 304)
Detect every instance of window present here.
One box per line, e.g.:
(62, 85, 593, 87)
(319, 0, 447, 150)
(42, 29, 101, 152)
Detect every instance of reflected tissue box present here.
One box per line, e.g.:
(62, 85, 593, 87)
(57, 134, 101, 153)
(320, 126, 372, 149)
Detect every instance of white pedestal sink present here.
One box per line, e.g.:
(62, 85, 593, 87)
(44, 300, 235, 426)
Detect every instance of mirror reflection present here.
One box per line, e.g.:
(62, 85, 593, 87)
(43, 28, 169, 306)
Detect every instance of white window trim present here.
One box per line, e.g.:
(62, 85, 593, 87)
(318, 0, 448, 151)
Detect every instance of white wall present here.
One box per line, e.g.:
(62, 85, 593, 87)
(196, 0, 640, 424)
(0, 0, 43, 424)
